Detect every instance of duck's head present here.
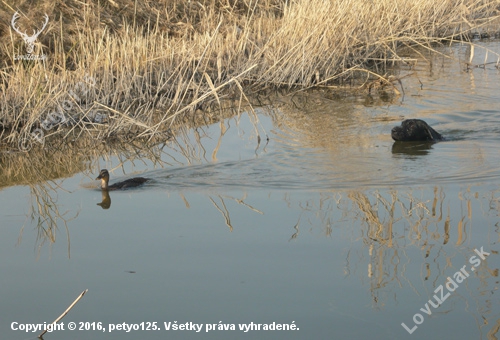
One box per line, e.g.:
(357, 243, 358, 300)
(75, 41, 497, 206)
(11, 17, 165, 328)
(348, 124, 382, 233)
(96, 169, 110, 180)
(96, 169, 110, 189)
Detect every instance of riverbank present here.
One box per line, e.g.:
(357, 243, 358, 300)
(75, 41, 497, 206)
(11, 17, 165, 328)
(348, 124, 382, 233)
(0, 0, 499, 151)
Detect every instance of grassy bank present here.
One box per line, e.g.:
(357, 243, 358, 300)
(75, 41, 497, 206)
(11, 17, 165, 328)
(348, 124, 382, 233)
(0, 0, 499, 151)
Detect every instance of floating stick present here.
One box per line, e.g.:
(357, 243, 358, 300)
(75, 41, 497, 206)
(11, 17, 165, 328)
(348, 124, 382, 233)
(38, 289, 88, 339)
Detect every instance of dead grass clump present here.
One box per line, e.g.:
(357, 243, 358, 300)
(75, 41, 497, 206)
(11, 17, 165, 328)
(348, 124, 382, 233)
(0, 0, 499, 151)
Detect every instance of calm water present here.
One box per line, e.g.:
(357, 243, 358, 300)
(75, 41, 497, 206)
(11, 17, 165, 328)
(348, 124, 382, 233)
(1, 42, 500, 340)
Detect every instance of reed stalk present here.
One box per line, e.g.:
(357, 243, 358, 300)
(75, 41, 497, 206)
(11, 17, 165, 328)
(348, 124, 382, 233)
(0, 0, 499, 150)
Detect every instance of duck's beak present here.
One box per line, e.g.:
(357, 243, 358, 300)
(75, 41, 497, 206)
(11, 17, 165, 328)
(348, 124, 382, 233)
(96, 174, 102, 180)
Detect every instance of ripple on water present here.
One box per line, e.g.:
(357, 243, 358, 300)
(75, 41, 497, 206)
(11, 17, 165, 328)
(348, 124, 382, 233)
(150, 132, 497, 191)
(144, 43, 500, 192)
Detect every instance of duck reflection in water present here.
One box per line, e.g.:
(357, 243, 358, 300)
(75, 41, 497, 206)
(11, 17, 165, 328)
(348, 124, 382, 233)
(97, 191, 112, 209)
(96, 169, 150, 209)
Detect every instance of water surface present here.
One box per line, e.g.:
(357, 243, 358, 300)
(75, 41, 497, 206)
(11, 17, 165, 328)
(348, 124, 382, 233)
(1, 41, 500, 340)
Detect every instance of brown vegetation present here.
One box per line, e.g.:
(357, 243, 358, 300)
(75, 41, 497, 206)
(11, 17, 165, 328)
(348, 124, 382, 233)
(0, 0, 499, 151)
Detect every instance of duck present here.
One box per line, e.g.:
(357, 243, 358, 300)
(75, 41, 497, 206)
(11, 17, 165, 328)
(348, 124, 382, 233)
(96, 169, 149, 190)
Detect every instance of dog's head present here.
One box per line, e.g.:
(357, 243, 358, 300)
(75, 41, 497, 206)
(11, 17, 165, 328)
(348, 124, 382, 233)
(391, 119, 442, 142)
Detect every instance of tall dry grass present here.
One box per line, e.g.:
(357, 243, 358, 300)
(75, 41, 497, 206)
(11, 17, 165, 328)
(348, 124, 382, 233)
(0, 0, 499, 151)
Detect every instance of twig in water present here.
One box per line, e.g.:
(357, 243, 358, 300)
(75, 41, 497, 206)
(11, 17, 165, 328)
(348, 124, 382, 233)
(38, 289, 88, 339)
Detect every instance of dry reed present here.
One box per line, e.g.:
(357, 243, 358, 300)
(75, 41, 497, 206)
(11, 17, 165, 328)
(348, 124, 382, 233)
(0, 0, 499, 151)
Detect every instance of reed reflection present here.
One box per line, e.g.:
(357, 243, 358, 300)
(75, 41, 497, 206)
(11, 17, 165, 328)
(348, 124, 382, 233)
(288, 186, 499, 332)
(4, 153, 500, 335)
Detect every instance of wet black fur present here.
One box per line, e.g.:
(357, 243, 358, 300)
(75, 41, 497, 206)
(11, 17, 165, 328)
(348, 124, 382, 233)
(391, 119, 443, 142)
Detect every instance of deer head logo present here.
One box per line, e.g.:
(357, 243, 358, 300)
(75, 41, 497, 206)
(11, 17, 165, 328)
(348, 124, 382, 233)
(11, 12, 49, 54)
